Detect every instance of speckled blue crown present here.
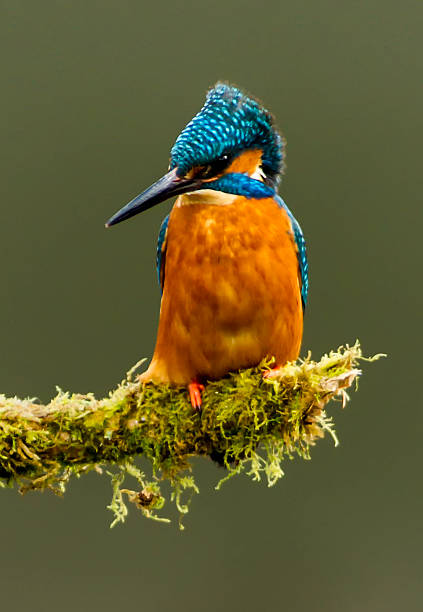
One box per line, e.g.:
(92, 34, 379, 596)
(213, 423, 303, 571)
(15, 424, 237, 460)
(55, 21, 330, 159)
(170, 83, 284, 184)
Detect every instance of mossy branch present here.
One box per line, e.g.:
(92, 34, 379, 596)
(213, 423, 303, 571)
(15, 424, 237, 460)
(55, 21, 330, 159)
(0, 342, 383, 527)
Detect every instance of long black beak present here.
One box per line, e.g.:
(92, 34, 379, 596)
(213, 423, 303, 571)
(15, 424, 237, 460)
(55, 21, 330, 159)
(105, 168, 201, 228)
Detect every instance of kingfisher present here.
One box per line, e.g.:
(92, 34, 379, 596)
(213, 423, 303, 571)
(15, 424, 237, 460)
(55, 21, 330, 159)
(106, 83, 308, 409)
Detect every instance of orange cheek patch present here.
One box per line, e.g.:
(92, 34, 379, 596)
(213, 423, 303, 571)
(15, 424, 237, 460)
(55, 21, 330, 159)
(226, 149, 263, 175)
(185, 165, 203, 180)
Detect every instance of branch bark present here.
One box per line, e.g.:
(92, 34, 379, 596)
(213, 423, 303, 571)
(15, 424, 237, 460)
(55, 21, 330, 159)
(0, 342, 381, 526)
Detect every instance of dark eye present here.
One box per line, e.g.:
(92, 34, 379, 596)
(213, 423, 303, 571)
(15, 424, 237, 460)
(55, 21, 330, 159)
(200, 154, 231, 179)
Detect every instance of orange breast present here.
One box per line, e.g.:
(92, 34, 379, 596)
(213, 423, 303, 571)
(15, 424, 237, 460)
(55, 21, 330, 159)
(141, 195, 303, 384)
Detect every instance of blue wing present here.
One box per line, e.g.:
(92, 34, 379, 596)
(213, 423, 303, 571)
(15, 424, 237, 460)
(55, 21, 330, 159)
(156, 214, 170, 293)
(275, 195, 309, 310)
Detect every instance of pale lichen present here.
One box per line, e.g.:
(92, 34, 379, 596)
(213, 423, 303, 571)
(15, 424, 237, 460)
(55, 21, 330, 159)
(0, 341, 383, 527)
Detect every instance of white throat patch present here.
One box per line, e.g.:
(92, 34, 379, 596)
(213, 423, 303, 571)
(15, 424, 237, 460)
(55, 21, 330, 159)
(177, 189, 237, 207)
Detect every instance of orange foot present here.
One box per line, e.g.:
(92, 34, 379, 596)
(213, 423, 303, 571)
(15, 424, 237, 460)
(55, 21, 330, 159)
(188, 381, 205, 411)
(263, 365, 285, 380)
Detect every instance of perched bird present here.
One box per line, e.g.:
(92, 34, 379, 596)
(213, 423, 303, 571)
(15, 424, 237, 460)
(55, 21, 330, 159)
(106, 83, 308, 409)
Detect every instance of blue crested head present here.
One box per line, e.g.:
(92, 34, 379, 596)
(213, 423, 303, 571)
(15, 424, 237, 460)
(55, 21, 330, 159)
(170, 83, 284, 189)
(106, 83, 287, 226)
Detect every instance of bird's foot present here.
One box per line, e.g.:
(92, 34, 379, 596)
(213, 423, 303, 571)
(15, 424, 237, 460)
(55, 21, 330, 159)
(188, 381, 205, 411)
(263, 365, 284, 380)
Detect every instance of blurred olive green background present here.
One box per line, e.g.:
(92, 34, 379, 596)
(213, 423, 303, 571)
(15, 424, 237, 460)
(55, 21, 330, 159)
(1, 1, 421, 610)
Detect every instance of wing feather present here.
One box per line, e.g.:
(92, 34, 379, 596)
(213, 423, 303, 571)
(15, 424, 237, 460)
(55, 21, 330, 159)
(275, 195, 309, 309)
(156, 214, 170, 293)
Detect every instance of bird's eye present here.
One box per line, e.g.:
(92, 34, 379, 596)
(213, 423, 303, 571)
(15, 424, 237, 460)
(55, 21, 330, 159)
(199, 154, 231, 179)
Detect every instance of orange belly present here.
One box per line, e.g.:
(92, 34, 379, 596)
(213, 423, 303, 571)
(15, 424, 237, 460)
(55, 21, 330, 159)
(140, 195, 303, 384)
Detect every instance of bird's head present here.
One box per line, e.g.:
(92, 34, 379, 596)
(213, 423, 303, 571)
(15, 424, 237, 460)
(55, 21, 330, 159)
(106, 83, 284, 227)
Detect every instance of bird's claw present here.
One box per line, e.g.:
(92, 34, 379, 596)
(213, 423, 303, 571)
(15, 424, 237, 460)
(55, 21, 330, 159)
(263, 366, 284, 380)
(188, 382, 205, 411)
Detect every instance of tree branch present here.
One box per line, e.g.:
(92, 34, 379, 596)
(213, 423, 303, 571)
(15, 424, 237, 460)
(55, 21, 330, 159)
(0, 342, 383, 527)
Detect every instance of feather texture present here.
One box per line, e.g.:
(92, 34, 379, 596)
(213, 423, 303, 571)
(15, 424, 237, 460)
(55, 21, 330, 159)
(143, 194, 303, 384)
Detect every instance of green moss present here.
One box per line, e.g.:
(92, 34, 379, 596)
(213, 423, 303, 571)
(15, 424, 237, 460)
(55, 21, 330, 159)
(0, 342, 384, 527)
